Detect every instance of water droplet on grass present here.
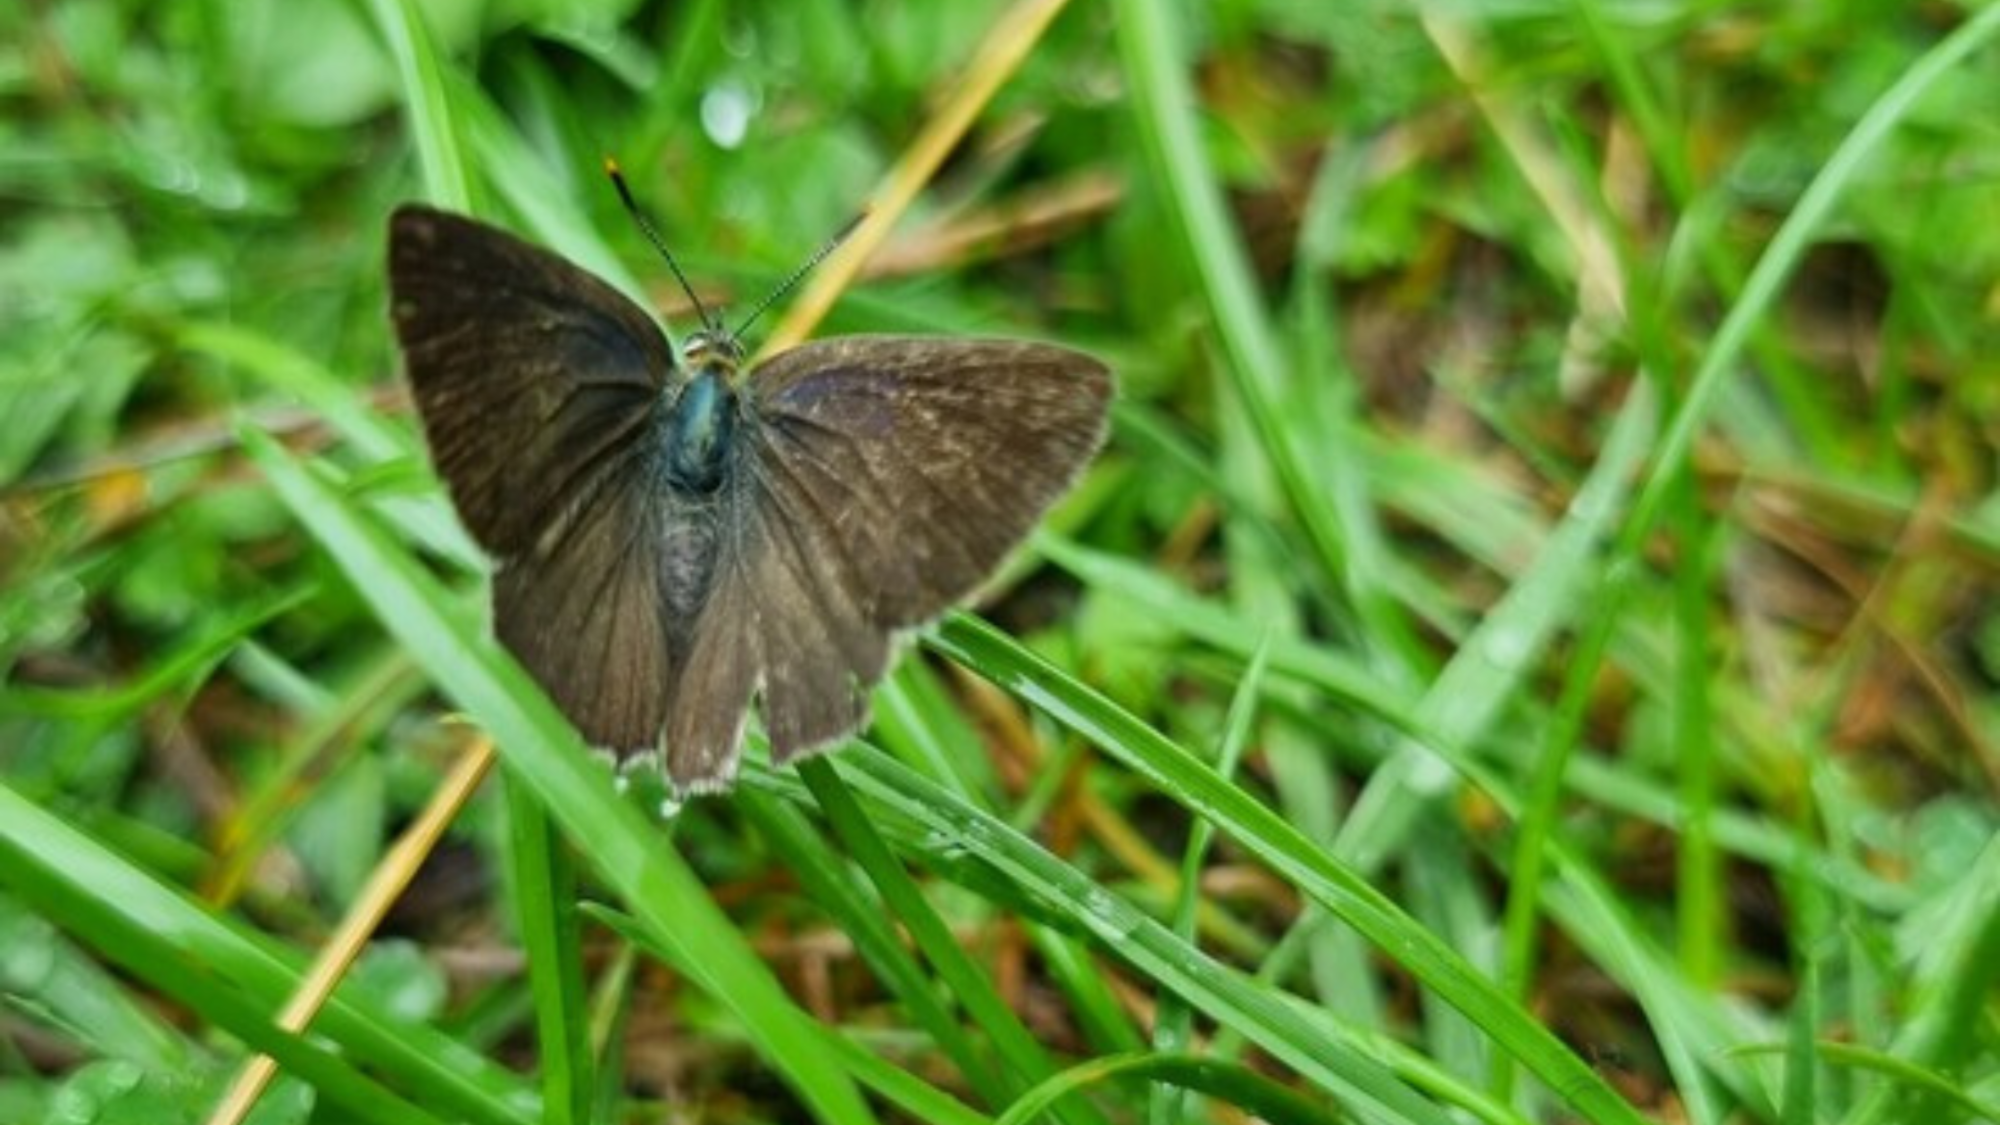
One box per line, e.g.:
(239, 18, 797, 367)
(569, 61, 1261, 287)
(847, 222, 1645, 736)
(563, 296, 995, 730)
(1, 940, 56, 990)
(1081, 888, 1140, 940)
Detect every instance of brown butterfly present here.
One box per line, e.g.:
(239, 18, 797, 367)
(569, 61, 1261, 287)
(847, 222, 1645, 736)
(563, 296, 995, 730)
(387, 203, 1110, 792)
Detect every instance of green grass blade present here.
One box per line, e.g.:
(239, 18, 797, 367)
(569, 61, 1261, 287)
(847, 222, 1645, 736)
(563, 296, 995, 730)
(1150, 637, 1270, 1125)
(500, 773, 592, 1125)
(366, 0, 471, 210)
(0, 781, 532, 1125)
(737, 787, 1011, 1105)
(814, 747, 1459, 1125)
(1113, 0, 1355, 598)
(0, 894, 192, 1070)
(999, 1053, 1340, 1125)
(797, 758, 1108, 1125)
(928, 614, 1652, 1125)
(583, 904, 993, 1125)
(1621, 2, 2000, 542)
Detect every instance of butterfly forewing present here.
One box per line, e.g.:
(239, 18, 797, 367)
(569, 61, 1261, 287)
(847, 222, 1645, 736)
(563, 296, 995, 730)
(663, 336, 1111, 788)
(387, 206, 672, 557)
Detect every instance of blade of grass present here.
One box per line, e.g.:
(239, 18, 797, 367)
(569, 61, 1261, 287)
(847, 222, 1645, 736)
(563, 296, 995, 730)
(0, 895, 192, 1069)
(173, 320, 483, 573)
(0, 781, 530, 1125)
(760, 0, 1079, 355)
(500, 769, 592, 1125)
(1780, 833, 1826, 1125)
(1113, 0, 1361, 616)
(736, 788, 1011, 1106)
(1149, 637, 1269, 1125)
(585, 943, 636, 1122)
(2, 588, 304, 728)
(205, 648, 424, 908)
(174, 323, 411, 465)
(1571, 0, 1840, 461)
(367, 0, 471, 211)
(1812, 1041, 2000, 1122)
(1541, 861, 1784, 1119)
(1489, 559, 1629, 1104)
(1333, 379, 1655, 873)
(1671, 480, 1721, 989)
(1284, 140, 1433, 671)
(928, 614, 1653, 1125)
(1036, 535, 1399, 719)
(1844, 831, 2000, 1125)
(461, 82, 644, 295)
(880, 648, 1148, 1061)
(583, 904, 994, 1125)
(1619, 3, 2000, 545)
(203, 737, 497, 1125)
(999, 1053, 1340, 1125)
(804, 753, 1460, 1125)
(797, 757, 1112, 1125)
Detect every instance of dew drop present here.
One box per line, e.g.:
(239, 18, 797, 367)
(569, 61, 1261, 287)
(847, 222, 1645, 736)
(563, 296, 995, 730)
(1081, 889, 1139, 940)
(49, 1087, 99, 1125)
(1481, 626, 1533, 672)
(0, 940, 56, 991)
(96, 1061, 142, 1096)
(700, 80, 758, 150)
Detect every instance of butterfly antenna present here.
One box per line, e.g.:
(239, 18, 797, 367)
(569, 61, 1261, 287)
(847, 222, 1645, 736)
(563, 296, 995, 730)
(605, 157, 717, 332)
(733, 210, 867, 340)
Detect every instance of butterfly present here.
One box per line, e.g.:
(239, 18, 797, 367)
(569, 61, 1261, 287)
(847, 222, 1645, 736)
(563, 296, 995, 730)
(386, 202, 1110, 792)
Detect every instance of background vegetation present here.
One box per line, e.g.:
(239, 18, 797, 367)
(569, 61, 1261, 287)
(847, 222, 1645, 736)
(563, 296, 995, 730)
(3, 1, 1999, 1123)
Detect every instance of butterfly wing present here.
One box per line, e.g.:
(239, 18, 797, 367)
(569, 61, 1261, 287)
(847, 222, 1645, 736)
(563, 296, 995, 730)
(491, 464, 681, 750)
(663, 336, 1112, 789)
(387, 205, 671, 556)
(388, 206, 682, 749)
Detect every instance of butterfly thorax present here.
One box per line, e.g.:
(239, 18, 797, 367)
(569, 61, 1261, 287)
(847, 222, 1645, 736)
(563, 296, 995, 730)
(662, 356, 739, 492)
(656, 333, 744, 656)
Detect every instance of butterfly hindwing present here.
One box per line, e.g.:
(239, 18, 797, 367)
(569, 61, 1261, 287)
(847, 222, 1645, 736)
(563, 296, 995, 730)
(492, 453, 679, 750)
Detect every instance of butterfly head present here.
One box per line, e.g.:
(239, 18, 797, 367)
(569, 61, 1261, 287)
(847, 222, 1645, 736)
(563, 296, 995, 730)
(605, 157, 861, 387)
(681, 325, 746, 377)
